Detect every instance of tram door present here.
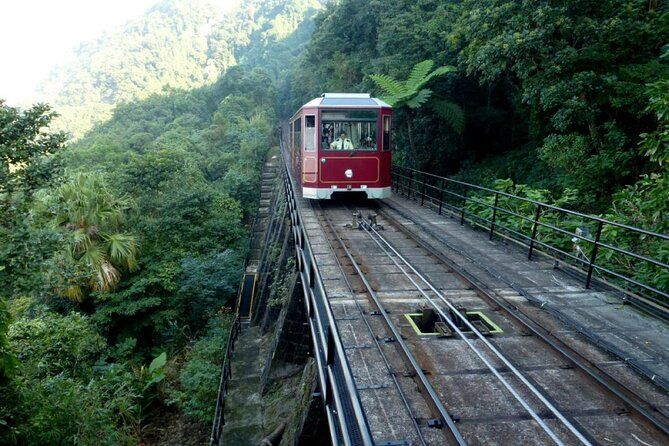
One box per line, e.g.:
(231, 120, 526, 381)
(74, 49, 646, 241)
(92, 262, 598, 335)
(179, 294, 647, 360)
(302, 113, 318, 185)
(379, 111, 393, 185)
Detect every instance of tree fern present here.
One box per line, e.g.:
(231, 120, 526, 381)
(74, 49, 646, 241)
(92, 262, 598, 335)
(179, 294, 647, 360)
(368, 74, 406, 98)
(431, 100, 466, 134)
(369, 60, 456, 111)
(421, 66, 457, 89)
(406, 89, 433, 109)
(406, 60, 435, 90)
(369, 59, 458, 157)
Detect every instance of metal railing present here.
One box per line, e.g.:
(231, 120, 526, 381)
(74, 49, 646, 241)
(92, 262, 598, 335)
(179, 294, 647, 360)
(280, 139, 374, 446)
(392, 165, 669, 319)
(210, 315, 241, 445)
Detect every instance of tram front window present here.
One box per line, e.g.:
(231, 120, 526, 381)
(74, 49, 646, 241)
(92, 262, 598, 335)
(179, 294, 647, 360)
(321, 109, 378, 151)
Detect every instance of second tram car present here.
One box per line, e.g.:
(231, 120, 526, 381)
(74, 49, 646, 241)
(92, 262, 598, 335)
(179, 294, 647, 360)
(289, 93, 392, 199)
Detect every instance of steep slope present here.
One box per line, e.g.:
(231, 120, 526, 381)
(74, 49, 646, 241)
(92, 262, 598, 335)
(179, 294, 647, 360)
(38, 0, 325, 138)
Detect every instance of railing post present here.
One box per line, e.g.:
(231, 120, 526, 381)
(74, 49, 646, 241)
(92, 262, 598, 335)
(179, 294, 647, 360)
(407, 170, 413, 199)
(528, 204, 542, 260)
(460, 185, 468, 225)
(586, 220, 604, 289)
(489, 192, 500, 240)
(420, 173, 427, 206)
(438, 178, 445, 215)
(326, 329, 335, 366)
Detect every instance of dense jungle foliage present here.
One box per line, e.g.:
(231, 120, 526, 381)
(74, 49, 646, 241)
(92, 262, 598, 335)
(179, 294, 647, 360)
(289, 0, 669, 295)
(290, 0, 668, 210)
(0, 0, 668, 444)
(0, 0, 322, 443)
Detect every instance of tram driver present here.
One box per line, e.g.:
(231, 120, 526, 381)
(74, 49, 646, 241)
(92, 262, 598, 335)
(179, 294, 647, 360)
(330, 131, 354, 150)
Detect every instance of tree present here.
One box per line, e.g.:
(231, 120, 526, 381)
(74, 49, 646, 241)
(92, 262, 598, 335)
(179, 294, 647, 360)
(370, 60, 460, 161)
(451, 0, 669, 203)
(179, 250, 242, 329)
(640, 75, 669, 165)
(35, 173, 138, 302)
(0, 101, 67, 195)
(0, 298, 17, 382)
(0, 101, 67, 298)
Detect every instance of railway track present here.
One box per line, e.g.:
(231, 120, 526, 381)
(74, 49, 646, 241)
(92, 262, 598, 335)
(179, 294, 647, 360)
(316, 202, 465, 446)
(313, 198, 669, 446)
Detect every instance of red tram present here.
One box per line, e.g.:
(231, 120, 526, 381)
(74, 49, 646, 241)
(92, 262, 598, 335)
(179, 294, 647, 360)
(289, 93, 392, 199)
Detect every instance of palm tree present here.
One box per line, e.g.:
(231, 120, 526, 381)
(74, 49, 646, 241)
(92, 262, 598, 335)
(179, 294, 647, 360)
(35, 172, 138, 302)
(370, 60, 463, 161)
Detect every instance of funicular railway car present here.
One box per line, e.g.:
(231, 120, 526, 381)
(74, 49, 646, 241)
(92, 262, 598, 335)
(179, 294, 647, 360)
(289, 93, 392, 199)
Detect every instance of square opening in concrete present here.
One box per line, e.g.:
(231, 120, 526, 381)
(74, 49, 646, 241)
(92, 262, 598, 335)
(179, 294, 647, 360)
(405, 308, 502, 337)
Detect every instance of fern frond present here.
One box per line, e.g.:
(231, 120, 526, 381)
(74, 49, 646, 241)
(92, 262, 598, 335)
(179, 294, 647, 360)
(431, 100, 465, 134)
(406, 89, 433, 108)
(406, 60, 434, 89)
(369, 74, 406, 97)
(379, 95, 400, 106)
(420, 65, 456, 89)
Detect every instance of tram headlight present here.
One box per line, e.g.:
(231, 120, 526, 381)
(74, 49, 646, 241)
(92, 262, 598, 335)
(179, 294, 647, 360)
(345, 169, 353, 179)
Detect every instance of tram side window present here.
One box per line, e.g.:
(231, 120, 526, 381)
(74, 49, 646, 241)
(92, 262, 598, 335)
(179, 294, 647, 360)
(289, 122, 293, 152)
(305, 115, 316, 152)
(382, 116, 391, 151)
(321, 109, 378, 151)
(293, 118, 301, 151)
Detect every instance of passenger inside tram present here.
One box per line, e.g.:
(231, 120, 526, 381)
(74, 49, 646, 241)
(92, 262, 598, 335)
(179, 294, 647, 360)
(330, 131, 354, 150)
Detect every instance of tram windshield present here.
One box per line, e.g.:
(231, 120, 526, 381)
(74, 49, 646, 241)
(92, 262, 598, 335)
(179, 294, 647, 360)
(321, 109, 378, 151)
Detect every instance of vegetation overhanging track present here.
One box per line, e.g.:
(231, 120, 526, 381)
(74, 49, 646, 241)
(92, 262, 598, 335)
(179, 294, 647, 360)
(345, 207, 592, 446)
(373, 199, 669, 437)
(314, 201, 466, 446)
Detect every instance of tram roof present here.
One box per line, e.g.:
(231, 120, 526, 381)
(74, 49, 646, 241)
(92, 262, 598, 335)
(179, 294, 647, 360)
(301, 93, 391, 109)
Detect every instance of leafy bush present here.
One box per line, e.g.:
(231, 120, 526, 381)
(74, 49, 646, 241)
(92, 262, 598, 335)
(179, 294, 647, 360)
(9, 312, 106, 380)
(179, 250, 242, 330)
(168, 315, 233, 426)
(0, 298, 16, 382)
(15, 374, 137, 446)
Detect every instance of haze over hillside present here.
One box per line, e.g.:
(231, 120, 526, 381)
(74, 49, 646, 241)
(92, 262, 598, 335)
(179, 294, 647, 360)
(36, 0, 324, 138)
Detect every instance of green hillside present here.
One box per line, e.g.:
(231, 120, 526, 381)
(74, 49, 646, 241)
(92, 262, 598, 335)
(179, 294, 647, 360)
(39, 0, 323, 138)
(0, 1, 323, 444)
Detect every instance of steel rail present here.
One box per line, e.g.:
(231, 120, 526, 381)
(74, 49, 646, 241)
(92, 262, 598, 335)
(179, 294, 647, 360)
(314, 203, 431, 446)
(375, 201, 669, 435)
(356, 216, 592, 446)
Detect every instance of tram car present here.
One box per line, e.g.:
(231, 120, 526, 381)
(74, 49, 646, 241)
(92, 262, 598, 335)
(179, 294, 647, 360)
(289, 93, 392, 199)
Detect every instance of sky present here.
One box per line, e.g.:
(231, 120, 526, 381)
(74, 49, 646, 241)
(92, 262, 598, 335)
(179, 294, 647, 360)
(0, 0, 160, 106)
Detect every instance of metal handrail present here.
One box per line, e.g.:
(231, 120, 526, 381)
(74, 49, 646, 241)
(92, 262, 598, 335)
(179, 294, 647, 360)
(392, 165, 669, 319)
(279, 136, 374, 446)
(210, 315, 242, 445)
(395, 166, 669, 240)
